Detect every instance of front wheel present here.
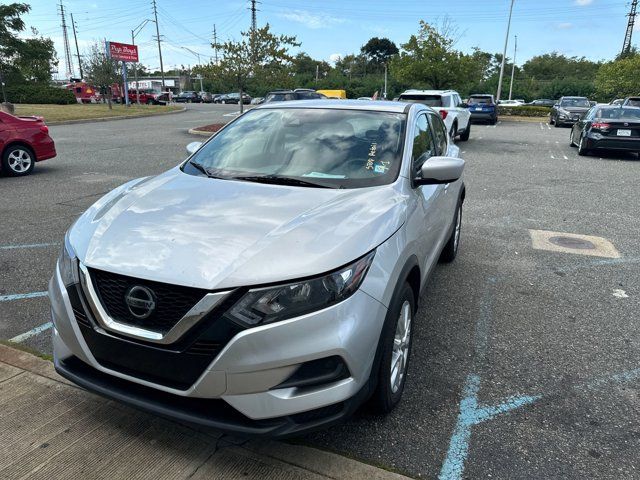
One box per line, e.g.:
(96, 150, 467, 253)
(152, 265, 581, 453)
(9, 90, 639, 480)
(554, 118, 562, 128)
(2, 145, 35, 177)
(369, 283, 415, 414)
(569, 129, 577, 147)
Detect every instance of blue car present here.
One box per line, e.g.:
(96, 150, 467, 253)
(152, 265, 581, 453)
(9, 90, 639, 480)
(468, 94, 498, 125)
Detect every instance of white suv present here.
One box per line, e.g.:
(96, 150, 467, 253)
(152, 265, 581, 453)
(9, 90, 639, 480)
(398, 90, 471, 141)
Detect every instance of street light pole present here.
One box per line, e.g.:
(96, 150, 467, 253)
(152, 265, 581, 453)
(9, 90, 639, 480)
(181, 47, 203, 91)
(132, 19, 154, 105)
(496, 0, 515, 103)
(508, 35, 518, 101)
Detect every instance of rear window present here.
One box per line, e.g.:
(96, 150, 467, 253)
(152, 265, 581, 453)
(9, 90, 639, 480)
(624, 98, 640, 107)
(594, 107, 640, 120)
(469, 96, 493, 104)
(399, 94, 443, 107)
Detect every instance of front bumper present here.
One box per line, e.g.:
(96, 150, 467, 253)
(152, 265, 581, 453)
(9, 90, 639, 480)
(49, 265, 388, 436)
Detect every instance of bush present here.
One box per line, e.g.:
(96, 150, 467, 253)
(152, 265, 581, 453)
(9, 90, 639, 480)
(6, 84, 77, 104)
(498, 105, 550, 117)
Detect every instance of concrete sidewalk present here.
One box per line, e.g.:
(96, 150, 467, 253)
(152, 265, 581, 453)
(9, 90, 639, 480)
(0, 344, 410, 480)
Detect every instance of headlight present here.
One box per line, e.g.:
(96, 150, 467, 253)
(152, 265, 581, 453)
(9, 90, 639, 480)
(227, 251, 376, 327)
(58, 232, 79, 287)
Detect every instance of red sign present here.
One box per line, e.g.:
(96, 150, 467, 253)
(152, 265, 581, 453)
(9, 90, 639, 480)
(107, 41, 139, 62)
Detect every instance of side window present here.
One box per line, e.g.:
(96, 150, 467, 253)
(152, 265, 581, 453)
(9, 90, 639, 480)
(411, 114, 435, 174)
(428, 113, 449, 155)
(440, 95, 450, 108)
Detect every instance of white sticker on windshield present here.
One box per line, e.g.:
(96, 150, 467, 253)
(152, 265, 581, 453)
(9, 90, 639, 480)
(303, 172, 346, 179)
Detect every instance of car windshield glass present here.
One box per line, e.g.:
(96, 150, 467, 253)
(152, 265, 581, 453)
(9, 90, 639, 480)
(469, 96, 492, 104)
(399, 95, 442, 107)
(561, 98, 590, 108)
(183, 108, 406, 189)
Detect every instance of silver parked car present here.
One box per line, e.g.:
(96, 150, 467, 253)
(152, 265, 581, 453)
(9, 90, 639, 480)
(49, 100, 465, 437)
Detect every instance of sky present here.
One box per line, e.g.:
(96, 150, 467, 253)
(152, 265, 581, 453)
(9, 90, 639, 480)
(20, 0, 639, 80)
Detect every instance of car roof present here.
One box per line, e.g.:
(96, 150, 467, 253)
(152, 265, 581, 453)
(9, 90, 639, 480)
(255, 99, 410, 113)
(400, 89, 456, 96)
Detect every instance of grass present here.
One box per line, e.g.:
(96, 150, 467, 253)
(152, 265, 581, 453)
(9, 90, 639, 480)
(14, 103, 183, 123)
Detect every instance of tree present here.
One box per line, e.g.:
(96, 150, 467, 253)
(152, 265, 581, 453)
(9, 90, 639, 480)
(391, 21, 466, 89)
(0, 3, 58, 86)
(361, 37, 398, 66)
(595, 54, 640, 100)
(82, 42, 120, 109)
(212, 24, 299, 112)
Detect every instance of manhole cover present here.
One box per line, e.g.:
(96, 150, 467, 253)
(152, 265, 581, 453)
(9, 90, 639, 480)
(548, 236, 596, 250)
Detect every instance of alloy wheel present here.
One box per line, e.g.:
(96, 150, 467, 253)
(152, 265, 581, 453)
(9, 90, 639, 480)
(7, 149, 32, 173)
(453, 205, 462, 252)
(390, 300, 412, 393)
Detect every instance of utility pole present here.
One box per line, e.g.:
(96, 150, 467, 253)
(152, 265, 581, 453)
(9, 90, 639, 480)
(152, 0, 166, 89)
(621, 0, 638, 56)
(58, 1, 74, 80)
(496, 0, 515, 103)
(508, 35, 517, 101)
(315, 64, 319, 84)
(212, 24, 218, 64)
(70, 13, 83, 79)
(250, 0, 258, 32)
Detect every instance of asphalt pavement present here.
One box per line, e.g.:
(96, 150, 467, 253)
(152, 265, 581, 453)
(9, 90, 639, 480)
(1, 106, 639, 479)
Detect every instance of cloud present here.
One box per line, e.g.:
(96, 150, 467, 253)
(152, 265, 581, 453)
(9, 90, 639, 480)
(556, 22, 574, 29)
(278, 10, 345, 29)
(574, 0, 594, 5)
(328, 53, 343, 64)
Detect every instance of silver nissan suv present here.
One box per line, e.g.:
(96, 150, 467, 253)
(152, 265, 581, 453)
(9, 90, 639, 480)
(49, 100, 465, 437)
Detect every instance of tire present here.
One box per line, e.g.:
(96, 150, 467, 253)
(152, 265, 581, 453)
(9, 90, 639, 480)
(439, 202, 462, 263)
(491, 117, 498, 126)
(459, 123, 470, 141)
(569, 129, 577, 147)
(450, 123, 458, 140)
(369, 282, 415, 414)
(146, 99, 154, 105)
(2, 145, 35, 177)
(578, 134, 590, 156)
(554, 117, 562, 128)
(549, 115, 554, 125)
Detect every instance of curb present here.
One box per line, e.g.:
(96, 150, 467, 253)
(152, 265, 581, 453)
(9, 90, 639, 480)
(188, 128, 214, 136)
(499, 116, 550, 123)
(46, 106, 187, 126)
(0, 343, 412, 479)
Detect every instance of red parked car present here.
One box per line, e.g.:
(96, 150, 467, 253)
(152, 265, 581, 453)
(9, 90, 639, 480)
(0, 111, 56, 177)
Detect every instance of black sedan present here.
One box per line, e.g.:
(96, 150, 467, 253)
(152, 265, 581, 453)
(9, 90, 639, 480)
(175, 91, 202, 103)
(550, 96, 591, 127)
(570, 105, 640, 156)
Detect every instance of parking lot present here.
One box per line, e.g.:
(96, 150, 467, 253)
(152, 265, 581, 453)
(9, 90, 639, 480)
(1, 104, 639, 478)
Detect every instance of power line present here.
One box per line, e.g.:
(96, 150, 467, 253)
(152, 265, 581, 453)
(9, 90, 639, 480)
(58, 1, 74, 80)
(622, 0, 638, 56)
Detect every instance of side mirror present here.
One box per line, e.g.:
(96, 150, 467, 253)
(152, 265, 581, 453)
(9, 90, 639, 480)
(186, 141, 203, 155)
(415, 157, 465, 185)
(459, 103, 469, 108)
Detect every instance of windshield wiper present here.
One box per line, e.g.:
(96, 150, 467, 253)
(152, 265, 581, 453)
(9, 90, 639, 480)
(188, 161, 229, 180)
(231, 175, 337, 189)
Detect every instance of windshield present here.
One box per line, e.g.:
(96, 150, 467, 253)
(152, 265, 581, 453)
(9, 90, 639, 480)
(469, 96, 493, 104)
(265, 93, 296, 102)
(183, 108, 406, 189)
(561, 98, 590, 108)
(398, 94, 442, 107)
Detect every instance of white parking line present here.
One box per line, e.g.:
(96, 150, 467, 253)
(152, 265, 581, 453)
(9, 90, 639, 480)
(0, 291, 48, 302)
(563, 155, 568, 160)
(9, 322, 53, 343)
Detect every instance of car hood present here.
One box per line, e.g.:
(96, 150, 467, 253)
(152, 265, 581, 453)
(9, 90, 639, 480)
(69, 168, 406, 289)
